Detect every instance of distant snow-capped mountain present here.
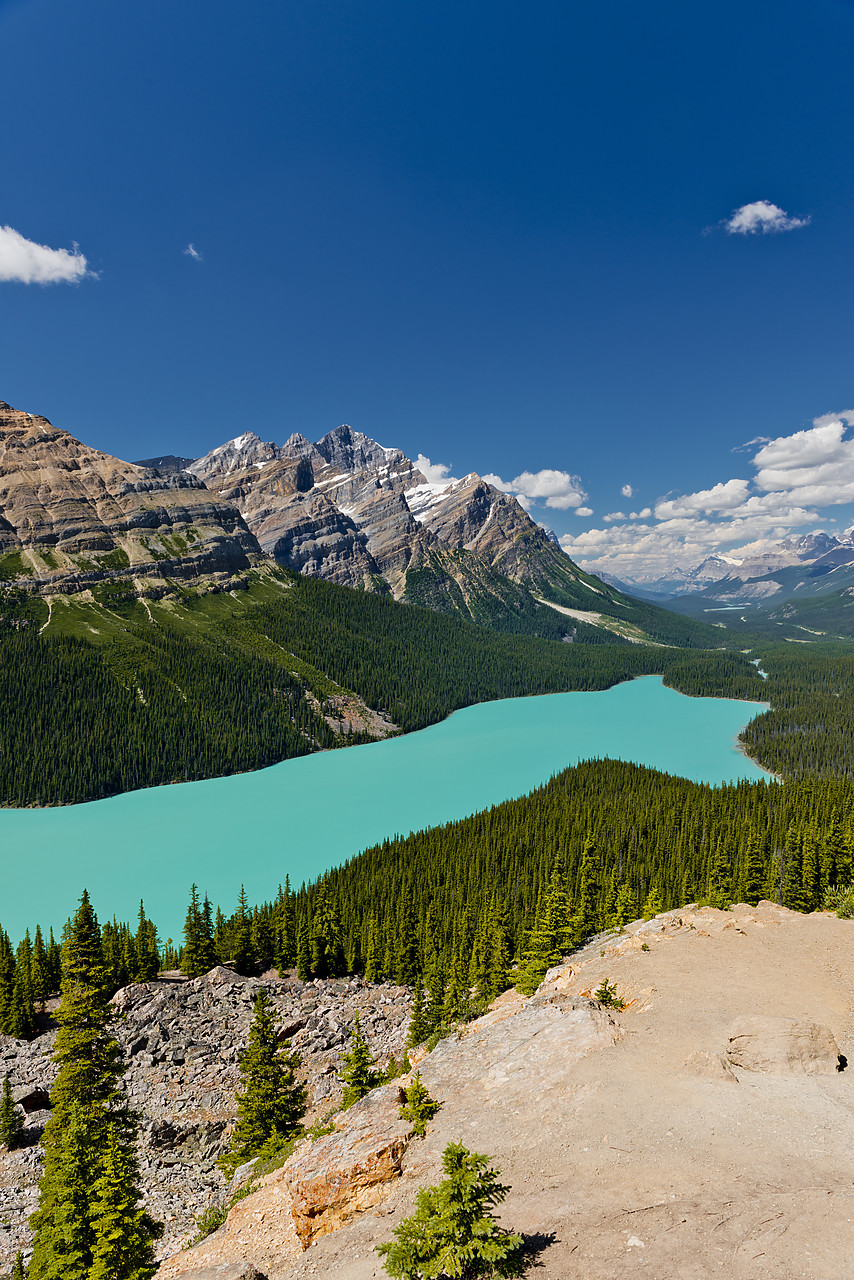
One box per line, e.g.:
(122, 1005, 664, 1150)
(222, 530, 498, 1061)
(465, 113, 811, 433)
(613, 531, 854, 606)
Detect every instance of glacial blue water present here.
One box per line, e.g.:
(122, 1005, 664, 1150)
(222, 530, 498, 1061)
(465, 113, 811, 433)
(0, 677, 770, 940)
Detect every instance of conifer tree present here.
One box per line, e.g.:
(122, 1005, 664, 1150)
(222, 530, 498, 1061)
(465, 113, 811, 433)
(296, 917, 311, 982)
(133, 903, 159, 983)
(376, 1142, 524, 1279)
(11, 1251, 25, 1279)
(29, 891, 159, 1280)
(230, 887, 254, 975)
(89, 1122, 158, 1280)
(273, 880, 296, 973)
(406, 976, 429, 1050)
(642, 884, 664, 920)
(515, 866, 573, 996)
(611, 880, 637, 929)
(363, 913, 379, 983)
(570, 836, 601, 944)
(32, 925, 50, 1009)
(398, 1071, 439, 1137)
(220, 989, 306, 1172)
(741, 828, 765, 906)
(0, 1073, 23, 1149)
(309, 880, 345, 978)
(339, 1014, 381, 1107)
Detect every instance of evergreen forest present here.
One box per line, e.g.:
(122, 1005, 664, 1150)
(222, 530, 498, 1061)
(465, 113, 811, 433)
(0, 569, 768, 806)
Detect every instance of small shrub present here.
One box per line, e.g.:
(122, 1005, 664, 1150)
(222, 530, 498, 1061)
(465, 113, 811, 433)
(377, 1141, 525, 1278)
(823, 884, 854, 919)
(593, 978, 626, 1010)
(398, 1071, 440, 1137)
(641, 943, 650, 952)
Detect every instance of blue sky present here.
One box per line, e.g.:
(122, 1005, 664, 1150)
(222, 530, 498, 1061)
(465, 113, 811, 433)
(2, 0, 854, 579)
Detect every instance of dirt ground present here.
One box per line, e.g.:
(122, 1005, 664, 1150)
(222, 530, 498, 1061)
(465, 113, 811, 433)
(278, 903, 854, 1280)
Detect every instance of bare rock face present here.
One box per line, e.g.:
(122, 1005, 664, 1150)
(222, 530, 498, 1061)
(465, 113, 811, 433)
(189, 423, 595, 617)
(284, 1086, 412, 1249)
(0, 402, 262, 594)
(726, 1015, 843, 1075)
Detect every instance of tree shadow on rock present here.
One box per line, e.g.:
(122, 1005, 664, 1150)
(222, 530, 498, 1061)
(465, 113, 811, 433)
(518, 1230, 559, 1270)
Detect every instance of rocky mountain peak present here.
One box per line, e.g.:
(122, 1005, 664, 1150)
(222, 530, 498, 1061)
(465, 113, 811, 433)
(313, 424, 402, 473)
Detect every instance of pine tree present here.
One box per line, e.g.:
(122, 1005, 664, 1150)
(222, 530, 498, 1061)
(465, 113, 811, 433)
(231, 887, 256, 975)
(339, 1014, 381, 1107)
(363, 913, 379, 983)
(398, 1071, 439, 1137)
(406, 976, 429, 1050)
(181, 885, 207, 979)
(611, 880, 637, 929)
(0, 1073, 23, 1149)
(376, 1142, 524, 1279)
(642, 884, 664, 920)
(309, 880, 345, 978)
(11, 1251, 25, 1279)
(32, 925, 50, 1010)
(89, 1122, 159, 1280)
(133, 903, 159, 983)
(296, 917, 311, 982)
(741, 828, 765, 906)
(515, 866, 573, 996)
(570, 836, 601, 944)
(273, 880, 296, 973)
(29, 891, 159, 1280)
(220, 989, 306, 1172)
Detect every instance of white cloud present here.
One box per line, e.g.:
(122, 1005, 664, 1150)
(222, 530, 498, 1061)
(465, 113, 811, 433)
(560, 505, 821, 578)
(621, 483, 633, 498)
(724, 200, 810, 235)
(0, 225, 91, 285)
(654, 478, 750, 520)
(183, 243, 203, 260)
(575, 507, 593, 518)
(557, 409, 854, 580)
(415, 454, 458, 486)
(482, 466, 587, 511)
(751, 411, 854, 506)
(510, 468, 587, 510)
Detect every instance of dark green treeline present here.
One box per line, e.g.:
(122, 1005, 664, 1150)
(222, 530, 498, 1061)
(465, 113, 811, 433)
(0, 571, 766, 807)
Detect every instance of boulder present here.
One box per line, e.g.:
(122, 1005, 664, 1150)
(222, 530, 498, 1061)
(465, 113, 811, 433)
(726, 1016, 843, 1075)
(284, 1085, 412, 1248)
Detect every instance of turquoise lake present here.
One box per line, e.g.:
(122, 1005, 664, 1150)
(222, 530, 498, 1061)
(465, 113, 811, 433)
(0, 676, 770, 940)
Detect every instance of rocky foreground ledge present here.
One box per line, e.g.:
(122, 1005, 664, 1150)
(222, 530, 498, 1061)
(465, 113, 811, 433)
(2, 904, 853, 1279)
(160, 904, 854, 1280)
(0, 969, 412, 1267)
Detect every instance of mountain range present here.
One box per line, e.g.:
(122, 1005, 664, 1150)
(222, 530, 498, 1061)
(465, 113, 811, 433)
(606, 531, 854, 618)
(0, 399, 712, 646)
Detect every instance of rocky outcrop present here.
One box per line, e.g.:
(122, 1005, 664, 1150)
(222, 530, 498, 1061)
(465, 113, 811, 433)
(284, 1086, 412, 1248)
(726, 1015, 843, 1075)
(0, 970, 412, 1269)
(0, 402, 263, 596)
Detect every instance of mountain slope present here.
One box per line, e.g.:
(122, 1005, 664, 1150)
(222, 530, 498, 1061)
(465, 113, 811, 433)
(191, 424, 719, 646)
(0, 401, 261, 593)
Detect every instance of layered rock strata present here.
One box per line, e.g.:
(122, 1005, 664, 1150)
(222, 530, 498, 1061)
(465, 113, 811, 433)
(0, 402, 262, 595)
